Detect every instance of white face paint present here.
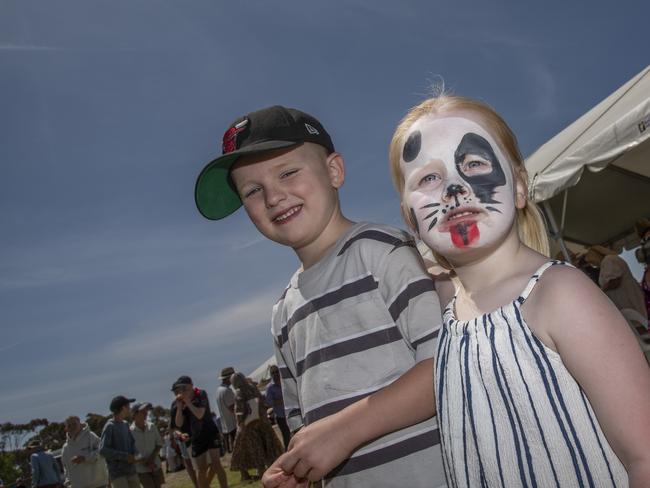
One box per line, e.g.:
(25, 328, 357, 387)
(400, 115, 517, 260)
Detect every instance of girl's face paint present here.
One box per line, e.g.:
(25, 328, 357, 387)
(400, 115, 517, 260)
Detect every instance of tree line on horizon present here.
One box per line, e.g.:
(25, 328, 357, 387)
(0, 406, 170, 486)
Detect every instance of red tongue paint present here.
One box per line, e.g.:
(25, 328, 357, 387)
(450, 221, 479, 248)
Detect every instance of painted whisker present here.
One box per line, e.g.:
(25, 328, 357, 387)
(420, 202, 440, 209)
(427, 217, 438, 232)
(486, 206, 502, 213)
(424, 210, 439, 220)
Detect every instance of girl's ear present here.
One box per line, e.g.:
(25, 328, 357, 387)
(326, 152, 345, 189)
(514, 167, 529, 210)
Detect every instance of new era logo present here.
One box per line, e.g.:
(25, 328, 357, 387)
(305, 123, 320, 135)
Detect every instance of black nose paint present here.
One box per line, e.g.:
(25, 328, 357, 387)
(454, 133, 506, 204)
(402, 130, 421, 163)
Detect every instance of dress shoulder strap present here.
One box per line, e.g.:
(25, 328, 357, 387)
(518, 260, 571, 303)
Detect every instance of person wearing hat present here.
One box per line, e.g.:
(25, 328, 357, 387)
(214, 367, 236, 454)
(195, 105, 444, 487)
(636, 218, 650, 330)
(61, 416, 108, 488)
(170, 376, 228, 488)
(129, 403, 164, 488)
(99, 396, 138, 488)
(28, 439, 63, 488)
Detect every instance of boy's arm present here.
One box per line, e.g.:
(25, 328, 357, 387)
(264, 359, 435, 485)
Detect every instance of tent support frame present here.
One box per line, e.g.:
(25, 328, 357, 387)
(543, 199, 572, 261)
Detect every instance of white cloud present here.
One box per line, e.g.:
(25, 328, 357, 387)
(0, 44, 60, 51)
(102, 288, 277, 361)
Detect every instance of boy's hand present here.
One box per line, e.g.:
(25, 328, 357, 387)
(277, 415, 356, 483)
(261, 460, 308, 488)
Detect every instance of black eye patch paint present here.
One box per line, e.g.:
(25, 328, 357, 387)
(454, 132, 506, 204)
(402, 130, 421, 163)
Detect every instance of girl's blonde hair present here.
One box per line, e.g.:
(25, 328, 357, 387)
(389, 94, 549, 267)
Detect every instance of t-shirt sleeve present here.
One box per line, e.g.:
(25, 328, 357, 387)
(377, 237, 443, 363)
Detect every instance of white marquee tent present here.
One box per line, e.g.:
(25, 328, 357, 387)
(525, 64, 650, 253)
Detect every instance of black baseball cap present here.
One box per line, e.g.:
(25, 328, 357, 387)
(194, 105, 335, 220)
(110, 395, 135, 413)
(171, 375, 193, 391)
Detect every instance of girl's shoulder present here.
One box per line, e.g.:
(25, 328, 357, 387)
(523, 261, 623, 341)
(526, 261, 599, 305)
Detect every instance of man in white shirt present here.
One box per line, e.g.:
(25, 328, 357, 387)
(129, 403, 163, 488)
(214, 367, 236, 453)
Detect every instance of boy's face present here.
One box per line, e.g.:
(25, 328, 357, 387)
(400, 115, 523, 262)
(230, 143, 344, 253)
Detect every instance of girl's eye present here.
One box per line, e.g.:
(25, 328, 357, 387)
(462, 158, 492, 175)
(419, 173, 440, 186)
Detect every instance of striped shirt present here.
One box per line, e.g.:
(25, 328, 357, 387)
(436, 261, 628, 487)
(272, 222, 446, 488)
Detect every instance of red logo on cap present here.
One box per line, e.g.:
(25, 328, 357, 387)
(222, 119, 248, 154)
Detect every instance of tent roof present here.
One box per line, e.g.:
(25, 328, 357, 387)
(248, 355, 275, 384)
(525, 64, 650, 248)
(526, 64, 650, 202)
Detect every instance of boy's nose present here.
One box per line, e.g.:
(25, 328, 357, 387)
(264, 185, 287, 208)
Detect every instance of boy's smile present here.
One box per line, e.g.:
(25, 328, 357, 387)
(230, 143, 351, 268)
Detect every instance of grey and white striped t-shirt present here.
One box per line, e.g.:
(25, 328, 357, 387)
(272, 222, 446, 487)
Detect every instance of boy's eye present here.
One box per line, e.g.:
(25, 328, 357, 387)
(280, 169, 299, 179)
(243, 187, 261, 198)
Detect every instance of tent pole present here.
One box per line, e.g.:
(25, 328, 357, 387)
(543, 200, 572, 262)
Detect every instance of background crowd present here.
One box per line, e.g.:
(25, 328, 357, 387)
(1, 366, 288, 488)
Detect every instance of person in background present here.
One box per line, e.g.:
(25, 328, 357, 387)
(99, 396, 139, 488)
(172, 431, 197, 487)
(636, 218, 650, 330)
(61, 416, 108, 488)
(214, 367, 237, 454)
(230, 373, 283, 482)
(591, 245, 648, 324)
(162, 432, 180, 473)
(130, 402, 164, 488)
(264, 366, 290, 451)
(170, 376, 228, 488)
(28, 440, 62, 488)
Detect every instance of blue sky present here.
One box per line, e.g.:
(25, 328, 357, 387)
(1, 0, 648, 423)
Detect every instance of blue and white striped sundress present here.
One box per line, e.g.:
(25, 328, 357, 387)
(435, 261, 628, 487)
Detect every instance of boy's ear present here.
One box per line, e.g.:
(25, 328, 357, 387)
(326, 152, 345, 189)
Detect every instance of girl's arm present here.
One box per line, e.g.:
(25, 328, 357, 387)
(528, 266, 650, 487)
(263, 358, 435, 486)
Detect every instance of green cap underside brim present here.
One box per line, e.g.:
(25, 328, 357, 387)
(194, 140, 301, 220)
